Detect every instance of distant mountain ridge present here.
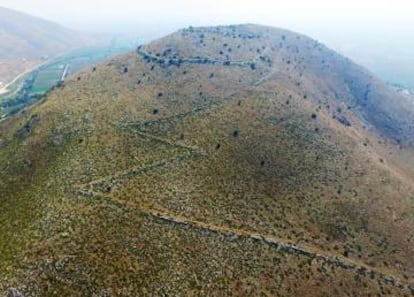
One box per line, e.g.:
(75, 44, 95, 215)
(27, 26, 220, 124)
(0, 6, 108, 83)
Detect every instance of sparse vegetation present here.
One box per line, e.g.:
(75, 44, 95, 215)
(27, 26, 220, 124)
(0, 24, 413, 297)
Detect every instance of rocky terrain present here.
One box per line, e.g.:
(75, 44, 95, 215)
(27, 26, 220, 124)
(1, 24, 414, 296)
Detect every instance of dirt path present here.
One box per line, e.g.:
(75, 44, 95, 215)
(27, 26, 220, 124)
(102, 196, 413, 294)
(137, 48, 256, 67)
(71, 63, 413, 293)
(74, 128, 414, 294)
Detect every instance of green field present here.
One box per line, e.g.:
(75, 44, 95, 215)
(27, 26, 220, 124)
(0, 44, 134, 118)
(31, 47, 129, 94)
(31, 66, 64, 94)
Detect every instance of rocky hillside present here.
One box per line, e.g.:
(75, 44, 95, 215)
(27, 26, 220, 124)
(0, 6, 108, 84)
(1, 24, 414, 296)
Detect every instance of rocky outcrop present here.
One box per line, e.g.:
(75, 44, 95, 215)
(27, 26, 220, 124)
(5, 288, 23, 297)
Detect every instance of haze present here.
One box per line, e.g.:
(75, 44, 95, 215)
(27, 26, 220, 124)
(1, 0, 414, 88)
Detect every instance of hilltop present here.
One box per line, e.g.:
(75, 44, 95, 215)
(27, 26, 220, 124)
(0, 7, 109, 85)
(1, 24, 414, 296)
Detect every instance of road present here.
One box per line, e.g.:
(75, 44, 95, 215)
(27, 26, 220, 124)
(0, 61, 51, 95)
(0, 51, 70, 96)
(60, 64, 70, 81)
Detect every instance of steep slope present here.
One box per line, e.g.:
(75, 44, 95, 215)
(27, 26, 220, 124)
(0, 6, 108, 85)
(1, 24, 414, 296)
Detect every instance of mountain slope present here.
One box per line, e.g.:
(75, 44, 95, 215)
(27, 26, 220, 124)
(0, 6, 108, 84)
(1, 24, 414, 296)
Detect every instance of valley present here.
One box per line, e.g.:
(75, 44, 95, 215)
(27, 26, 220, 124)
(0, 45, 133, 119)
(0, 6, 115, 98)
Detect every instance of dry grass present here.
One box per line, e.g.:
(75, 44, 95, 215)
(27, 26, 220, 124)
(1, 24, 414, 296)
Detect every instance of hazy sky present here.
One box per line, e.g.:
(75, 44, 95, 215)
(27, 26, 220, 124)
(1, 0, 413, 35)
(1, 0, 414, 87)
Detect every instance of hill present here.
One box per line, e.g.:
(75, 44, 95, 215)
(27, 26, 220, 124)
(1, 24, 414, 296)
(0, 6, 108, 86)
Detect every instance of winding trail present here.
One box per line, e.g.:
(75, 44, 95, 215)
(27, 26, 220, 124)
(90, 192, 414, 294)
(72, 57, 413, 293)
(75, 103, 215, 197)
(137, 48, 256, 68)
(74, 112, 414, 294)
